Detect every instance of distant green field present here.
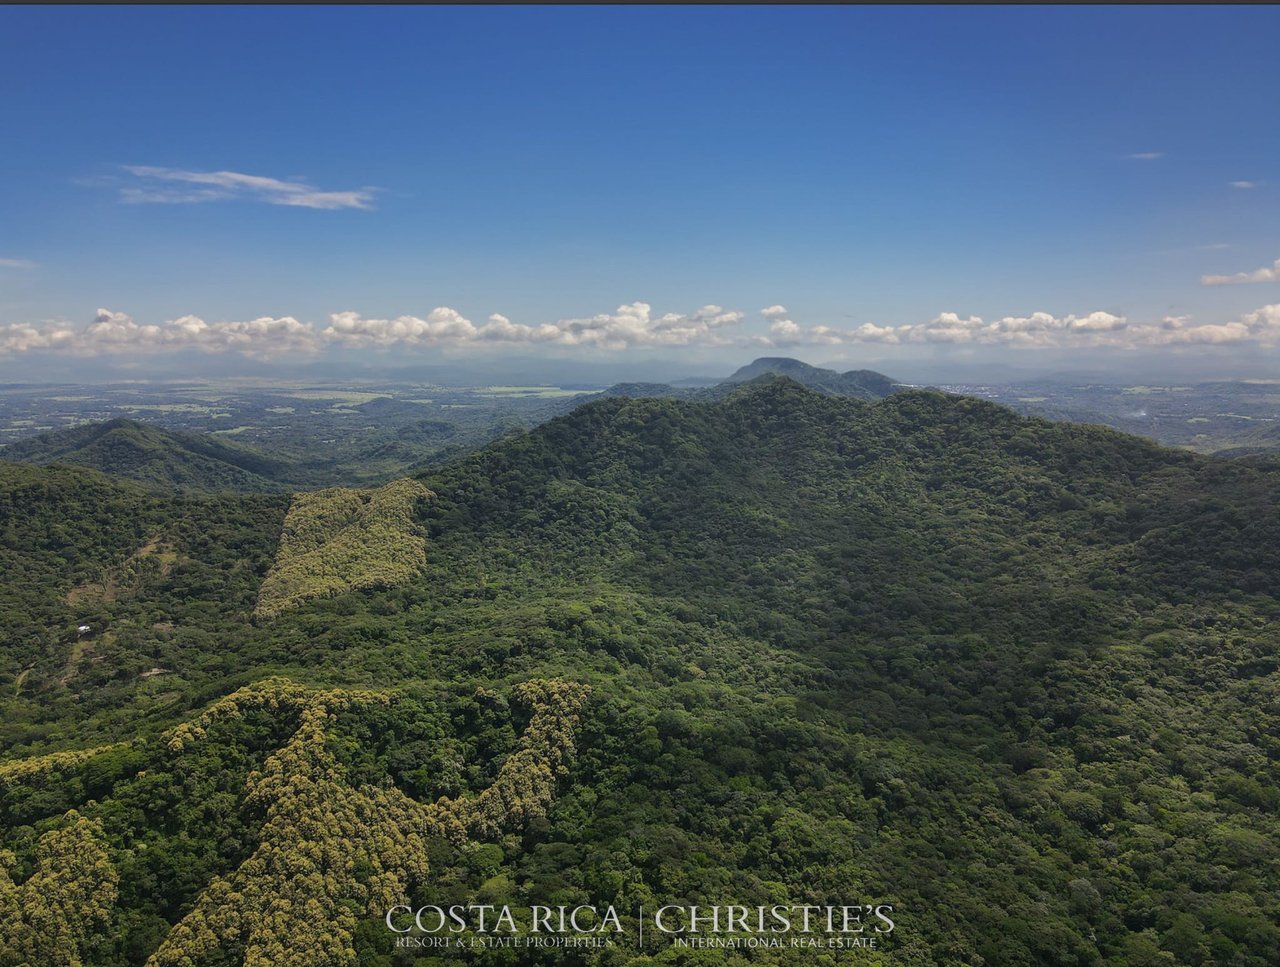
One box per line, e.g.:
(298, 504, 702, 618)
(1122, 385, 1192, 395)
(479, 386, 594, 398)
(120, 404, 232, 416)
(285, 390, 388, 403)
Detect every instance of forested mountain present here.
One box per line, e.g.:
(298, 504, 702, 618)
(1, 378, 1278, 966)
(594, 381, 688, 400)
(0, 418, 296, 492)
(723, 357, 901, 398)
(555, 358, 903, 414)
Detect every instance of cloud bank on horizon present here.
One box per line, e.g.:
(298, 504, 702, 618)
(4, 301, 1279, 360)
(0, 304, 745, 359)
(759, 305, 1280, 349)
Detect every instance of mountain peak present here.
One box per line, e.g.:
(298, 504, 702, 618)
(726, 357, 835, 382)
(723, 357, 899, 400)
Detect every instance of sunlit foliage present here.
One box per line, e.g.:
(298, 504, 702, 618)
(254, 478, 432, 619)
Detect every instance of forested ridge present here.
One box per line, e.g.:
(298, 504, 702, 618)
(0, 418, 297, 493)
(1, 377, 1278, 965)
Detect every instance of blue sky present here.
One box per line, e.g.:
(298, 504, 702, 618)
(1, 5, 1279, 378)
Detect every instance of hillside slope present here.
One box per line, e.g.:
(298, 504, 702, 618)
(1214, 420, 1280, 458)
(1, 418, 296, 492)
(1, 381, 1278, 965)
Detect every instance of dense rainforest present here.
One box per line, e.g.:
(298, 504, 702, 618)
(0, 418, 299, 493)
(1, 377, 1278, 966)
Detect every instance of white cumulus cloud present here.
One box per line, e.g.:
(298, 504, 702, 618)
(322, 308, 480, 347)
(319, 303, 746, 351)
(757, 305, 855, 346)
(0, 322, 75, 354)
(1202, 257, 1280, 286)
(538, 303, 746, 349)
(757, 304, 804, 342)
(47, 308, 321, 359)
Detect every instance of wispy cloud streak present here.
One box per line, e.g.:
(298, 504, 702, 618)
(119, 166, 376, 209)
